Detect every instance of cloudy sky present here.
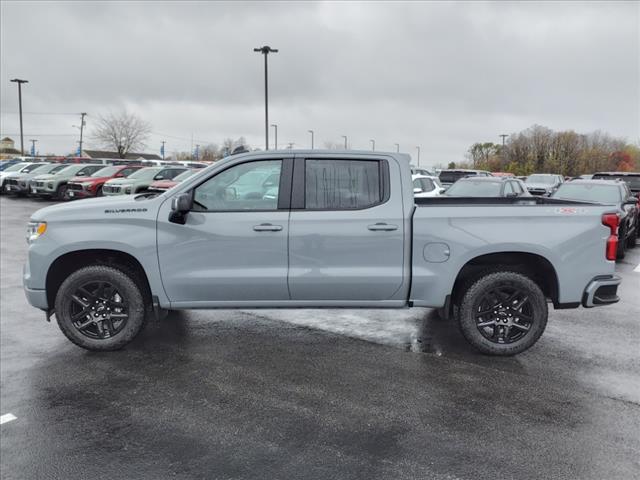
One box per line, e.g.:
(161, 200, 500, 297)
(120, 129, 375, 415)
(1, 1, 638, 167)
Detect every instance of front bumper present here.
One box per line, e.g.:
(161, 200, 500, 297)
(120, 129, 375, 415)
(582, 275, 622, 307)
(24, 286, 48, 310)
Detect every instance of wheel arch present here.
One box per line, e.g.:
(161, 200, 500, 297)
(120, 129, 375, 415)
(450, 252, 560, 308)
(46, 249, 153, 310)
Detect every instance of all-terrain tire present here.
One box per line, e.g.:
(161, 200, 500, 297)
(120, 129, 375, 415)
(55, 265, 146, 351)
(458, 270, 548, 356)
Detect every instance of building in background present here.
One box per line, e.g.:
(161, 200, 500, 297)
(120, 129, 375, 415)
(0, 137, 21, 160)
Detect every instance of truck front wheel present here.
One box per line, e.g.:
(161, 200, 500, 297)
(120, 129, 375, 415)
(54, 266, 146, 351)
(457, 271, 548, 356)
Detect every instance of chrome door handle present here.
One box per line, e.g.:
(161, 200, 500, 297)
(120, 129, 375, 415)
(253, 223, 283, 232)
(367, 223, 398, 231)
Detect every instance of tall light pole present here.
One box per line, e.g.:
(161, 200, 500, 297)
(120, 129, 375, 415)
(499, 134, 508, 146)
(76, 112, 87, 156)
(308, 130, 314, 149)
(254, 45, 278, 150)
(161, 141, 166, 160)
(271, 124, 278, 149)
(342, 135, 348, 149)
(370, 139, 375, 151)
(394, 143, 399, 153)
(10, 78, 28, 155)
(416, 146, 421, 166)
(29, 139, 37, 157)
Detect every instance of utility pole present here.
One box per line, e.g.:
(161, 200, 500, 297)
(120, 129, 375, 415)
(194, 144, 200, 161)
(10, 78, 28, 155)
(271, 124, 278, 149)
(308, 130, 314, 149)
(78, 112, 87, 156)
(499, 134, 508, 146)
(254, 45, 278, 150)
(394, 143, 399, 153)
(416, 146, 421, 166)
(370, 139, 375, 151)
(29, 139, 37, 157)
(342, 135, 348, 149)
(161, 141, 166, 160)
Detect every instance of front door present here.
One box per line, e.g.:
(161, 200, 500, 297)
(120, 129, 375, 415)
(157, 158, 292, 306)
(287, 156, 406, 302)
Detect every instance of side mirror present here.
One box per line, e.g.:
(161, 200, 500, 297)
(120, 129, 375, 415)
(154, 175, 164, 180)
(506, 192, 519, 198)
(169, 192, 193, 224)
(624, 199, 638, 207)
(413, 187, 423, 194)
(77, 172, 86, 177)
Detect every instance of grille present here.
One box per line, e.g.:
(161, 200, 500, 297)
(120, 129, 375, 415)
(5, 179, 18, 186)
(67, 183, 83, 191)
(36, 181, 45, 188)
(527, 188, 547, 196)
(103, 185, 121, 194)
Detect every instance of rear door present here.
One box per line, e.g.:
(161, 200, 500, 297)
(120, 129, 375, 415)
(288, 155, 405, 301)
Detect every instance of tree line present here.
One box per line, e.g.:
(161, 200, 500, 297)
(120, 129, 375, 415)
(460, 125, 639, 175)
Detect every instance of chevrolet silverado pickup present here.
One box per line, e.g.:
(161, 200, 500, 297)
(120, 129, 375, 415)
(23, 151, 622, 355)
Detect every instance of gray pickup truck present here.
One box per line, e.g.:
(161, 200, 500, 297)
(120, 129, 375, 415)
(23, 151, 622, 355)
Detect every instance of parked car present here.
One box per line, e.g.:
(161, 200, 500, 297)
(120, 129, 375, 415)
(0, 158, 23, 171)
(24, 151, 622, 356)
(552, 179, 638, 257)
(65, 165, 144, 200)
(148, 169, 199, 193)
(411, 167, 435, 177)
(524, 174, 564, 196)
(31, 164, 105, 200)
(412, 174, 444, 197)
(592, 172, 640, 198)
(444, 176, 530, 198)
(102, 166, 188, 196)
(4, 163, 68, 196)
(0, 162, 49, 193)
(438, 169, 492, 188)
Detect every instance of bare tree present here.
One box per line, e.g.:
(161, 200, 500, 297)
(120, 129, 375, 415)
(92, 111, 151, 158)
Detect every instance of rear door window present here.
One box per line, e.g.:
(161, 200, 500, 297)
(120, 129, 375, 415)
(304, 159, 384, 210)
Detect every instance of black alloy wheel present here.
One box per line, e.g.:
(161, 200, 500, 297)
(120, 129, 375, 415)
(69, 281, 129, 339)
(473, 285, 533, 344)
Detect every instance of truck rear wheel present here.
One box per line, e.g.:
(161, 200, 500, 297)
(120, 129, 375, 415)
(54, 266, 146, 351)
(457, 271, 547, 356)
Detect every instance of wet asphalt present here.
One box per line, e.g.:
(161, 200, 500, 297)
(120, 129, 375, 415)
(1, 195, 639, 480)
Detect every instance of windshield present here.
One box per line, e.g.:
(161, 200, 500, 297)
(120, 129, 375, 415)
(439, 171, 476, 184)
(127, 168, 163, 180)
(174, 170, 197, 182)
(21, 163, 48, 173)
(445, 180, 503, 197)
(91, 166, 119, 177)
(552, 184, 621, 203)
(2, 163, 28, 173)
(526, 175, 557, 184)
(592, 174, 640, 191)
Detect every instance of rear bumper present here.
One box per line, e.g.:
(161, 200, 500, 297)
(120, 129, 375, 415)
(582, 275, 622, 307)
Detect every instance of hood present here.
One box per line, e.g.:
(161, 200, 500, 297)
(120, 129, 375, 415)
(0, 171, 21, 179)
(150, 180, 177, 188)
(30, 194, 162, 222)
(32, 174, 57, 182)
(68, 175, 110, 184)
(105, 178, 137, 186)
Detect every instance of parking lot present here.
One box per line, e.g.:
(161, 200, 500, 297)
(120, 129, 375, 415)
(1, 194, 639, 479)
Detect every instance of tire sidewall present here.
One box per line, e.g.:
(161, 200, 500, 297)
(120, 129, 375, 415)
(55, 266, 145, 351)
(458, 271, 548, 356)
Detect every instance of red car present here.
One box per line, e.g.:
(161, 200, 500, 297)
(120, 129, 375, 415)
(65, 165, 143, 199)
(147, 169, 198, 193)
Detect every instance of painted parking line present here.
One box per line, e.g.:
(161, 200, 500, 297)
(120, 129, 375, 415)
(634, 264, 640, 273)
(0, 413, 17, 425)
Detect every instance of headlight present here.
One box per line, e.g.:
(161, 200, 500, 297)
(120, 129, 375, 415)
(82, 182, 93, 190)
(26, 221, 47, 244)
(47, 183, 54, 189)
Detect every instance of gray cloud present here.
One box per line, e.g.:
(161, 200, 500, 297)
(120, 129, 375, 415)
(1, 0, 638, 166)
